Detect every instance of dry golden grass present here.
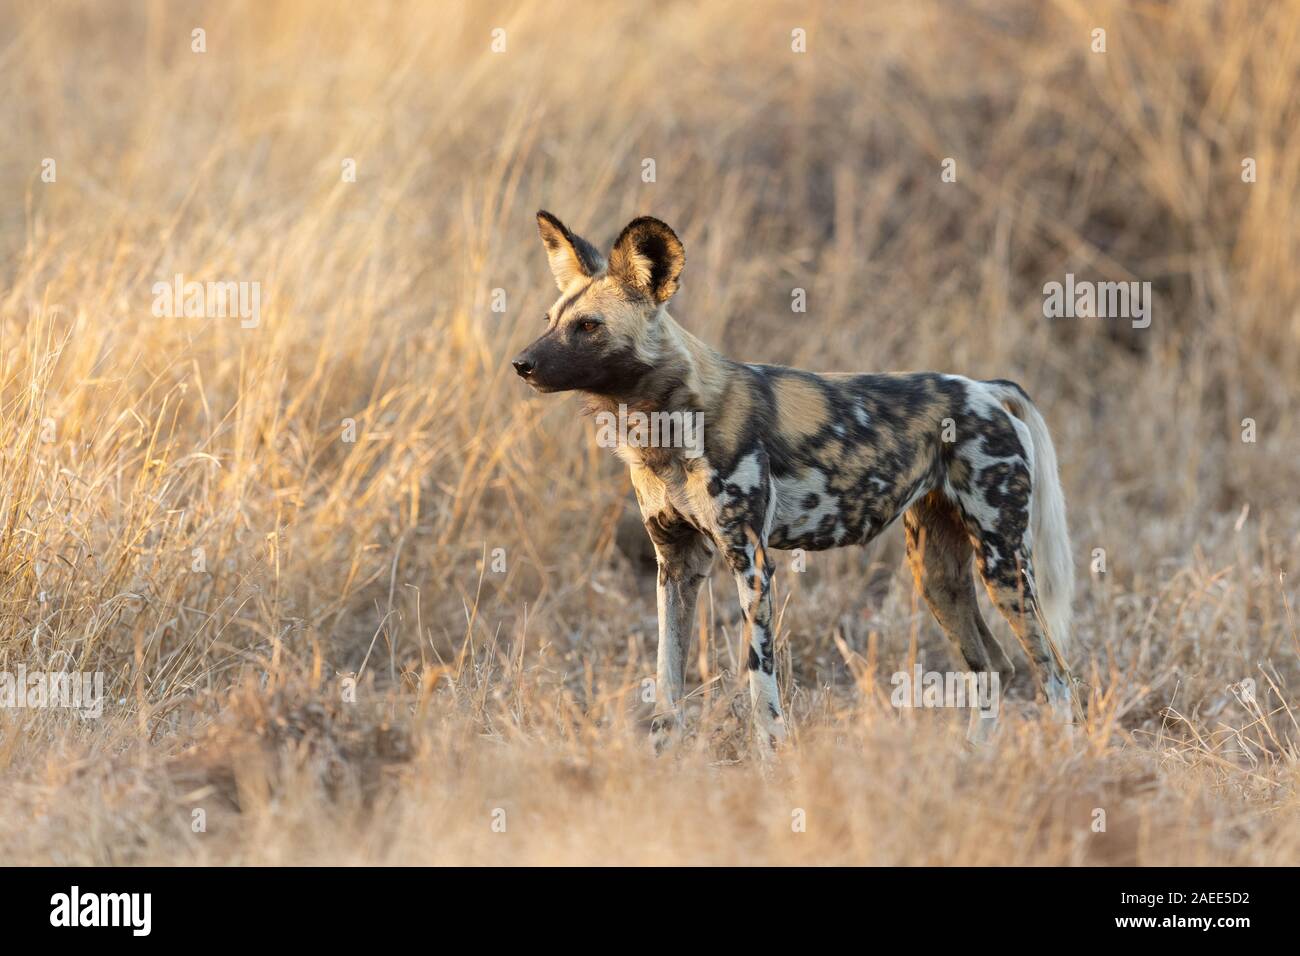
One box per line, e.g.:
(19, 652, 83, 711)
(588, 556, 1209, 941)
(1, 0, 1298, 865)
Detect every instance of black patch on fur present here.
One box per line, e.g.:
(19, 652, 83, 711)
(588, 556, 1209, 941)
(974, 422, 1026, 460)
(985, 378, 1032, 402)
(644, 511, 703, 551)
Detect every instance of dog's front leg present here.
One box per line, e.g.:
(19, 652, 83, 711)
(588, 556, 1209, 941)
(645, 522, 712, 753)
(726, 535, 786, 754)
(712, 457, 786, 755)
(650, 569, 696, 749)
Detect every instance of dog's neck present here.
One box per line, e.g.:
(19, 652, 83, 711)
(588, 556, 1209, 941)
(579, 311, 730, 475)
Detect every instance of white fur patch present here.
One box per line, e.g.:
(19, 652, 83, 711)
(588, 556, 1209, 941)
(771, 468, 841, 537)
(726, 452, 764, 494)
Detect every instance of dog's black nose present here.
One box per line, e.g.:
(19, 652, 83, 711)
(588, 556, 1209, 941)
(512, 358, 534, 377)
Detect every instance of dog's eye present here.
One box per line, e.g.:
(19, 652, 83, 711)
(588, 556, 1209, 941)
(578, 319, 601, 333)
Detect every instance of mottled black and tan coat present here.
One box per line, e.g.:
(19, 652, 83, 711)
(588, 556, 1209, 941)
(515, 212, 1079, 751)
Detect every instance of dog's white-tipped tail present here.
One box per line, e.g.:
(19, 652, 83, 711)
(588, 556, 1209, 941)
(995, 386, 1074, 659)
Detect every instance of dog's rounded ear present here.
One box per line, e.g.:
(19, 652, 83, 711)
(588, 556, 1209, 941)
(536, 210, 605, 291)
(608, 217, 684, 305)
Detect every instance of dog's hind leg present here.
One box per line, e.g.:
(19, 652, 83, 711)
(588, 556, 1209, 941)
(904, 493, 1013, 743)
(958, 500, 1080, 726)
(960, 384, 1080, 725)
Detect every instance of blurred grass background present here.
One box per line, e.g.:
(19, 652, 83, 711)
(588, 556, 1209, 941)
(0, 0, 1296, 864)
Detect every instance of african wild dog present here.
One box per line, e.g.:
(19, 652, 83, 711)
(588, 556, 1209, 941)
(514, 211, 1080, 752)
